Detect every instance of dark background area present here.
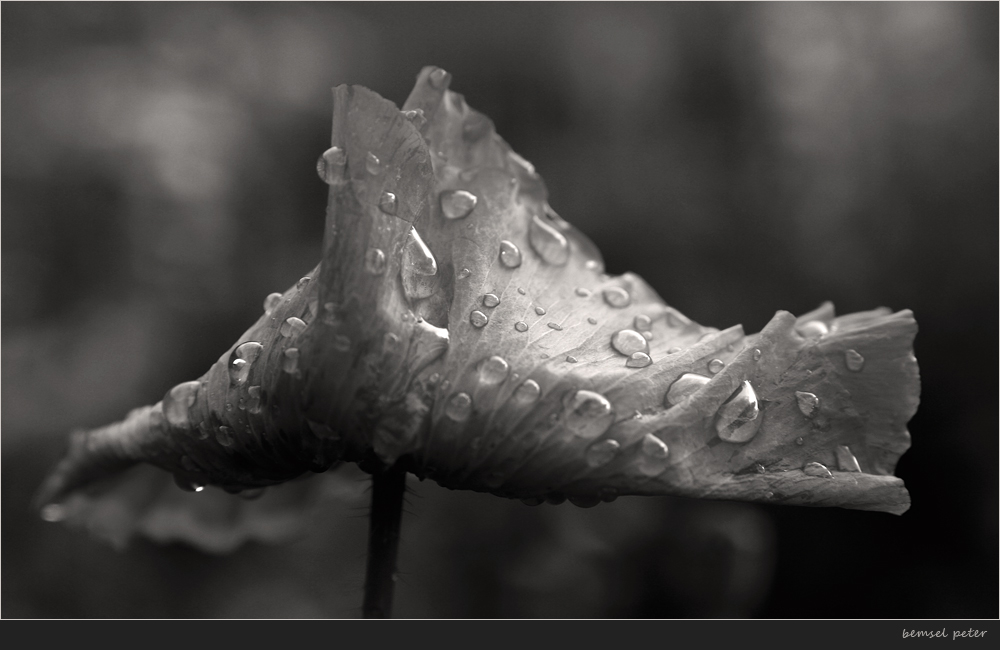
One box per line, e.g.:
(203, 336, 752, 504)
(2, 2, 996, 618)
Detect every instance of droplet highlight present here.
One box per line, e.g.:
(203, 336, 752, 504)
(585, 439, 621, 468)
(528, 214, 570, 266)
(611, 329, 648, 356)
(440, 189, 478, 220)
(445, 392, 472, 421)
(229, 342, 263, 386)
(665, 373, 711, 406)
(563, 390, 615, 440)
(499, 240, 522, 268)
(795, 391, 819, 418)
(602, 287, 631, 308)
(714, 381, 762, 443)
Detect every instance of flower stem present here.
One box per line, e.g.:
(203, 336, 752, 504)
(362, 463, 407, 618)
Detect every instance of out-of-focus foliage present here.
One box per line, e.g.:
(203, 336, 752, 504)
(2, 2, 995, 618)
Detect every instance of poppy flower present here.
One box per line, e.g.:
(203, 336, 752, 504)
(36, 66, 920, 613)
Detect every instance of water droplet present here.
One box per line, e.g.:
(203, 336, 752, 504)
(795, 391, 819, 418)
(586, 439, 621, 467)
(845, 349, 865, 372)
(547, 322, 562, 331)
(478, 355, 510, 385)
(754, 463, 766, 474)
(795, 436, 805, 446)
(513, 379, 541, 404)
(228, 342, 263, 386)
(440, 189, 478, 220)
(280, 317, 307, 338)
(401, 228, 438, 300)
(482, 293, 500, 308)
(641, 331, 653, 341)
(599, 487, 619, 503)
(238, 487, 265, 500)
(321, 302, 339, 326)
(263, 292, 282, 314)
(333, 334, 351, 352)
(611, 329, 648, 356)
(797, 320, 829, 339)
(714, 381, 762, 443)
(569, 496, 601, 508)
(545, 493, 566, 506)
(540, 353, 549, 359)
(634, 315, 652, 331)
(585, 259, 604, 272)
(316, 146, 346, 184)
(514, 321, 528, 332)
(636, 433, 670, 476)
(163, 381, 200, 427)
(664, 373, 711, 406)
(237, 398, 246, 411)
(587, 317, 598, 325)
(626, 352, 652, 368)
(247, 386, 262, 414)
(428, 67, 450, 89)
(214, 425, 234, 447)
(517, 287, 526, 295)
(484, 472, 505, 489)
(602, 287, 631, 308)
(383, 332, 400, 352)
(499, 240, 522, 268)
(456, 267, 471, 280)
(575, 288, 591, 297)
(445, 392, 472, 421)
(566, 355, 578, 363)
(707, 358, 725, 374)
(297, 276, 311, 291)
(402, 108, 426, 129)
(470, 310, 488, 328)
(378, 191, 398, 215)
(365, 152, 381, 175)
(528, 214, 570, 266)
(282, 348, 300, 374)
(667, 346, 682, 354)
(835, 445, 862, 472)
(364, 247, 387, 275)
(534, 306, 546, 316)
(40, 503, 66, 522)
(802, 461, 832, 478)
(521, 496, 544, 506)
(563, 390, 615, 440)
(752, 349, 762, 362)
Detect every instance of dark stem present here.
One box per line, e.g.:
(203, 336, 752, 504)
(362, 463, 407, 618)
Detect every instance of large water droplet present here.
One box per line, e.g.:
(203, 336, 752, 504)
(263, 292, 282, 314)
(636, 433, 670, 476)
(845, 349, 865, 372)
(586, 439, 621, 467)
(664, 373, 711, 406)
(714, 381, 762, 443)
(634, 315, 652, 331)
(163, 381, 201, 427)
(280, 317, 307, 338)
(482, 293, 500, 308)
(478, 355, 510, 385)
(803, 461, 832, 478)
(228, 342, 263, 386)
(514, 321, 528, 332)
(499, 240, 522, 268)
(513, 379, 541, 404)
(364, 248, 387, 275)
(707, 358, 725, 374)
(528, 214, 570, 266)
(795, 391, 819, 418)
(563, 390, 615, 440)
(283, 348, 300, 374)
(626, 352, 652, 368)
(470, 310, 488, 328)
(445, 392, 472, 421)
(365, 152, 381, 175)
(401, 228, 438, 300)
(602, 287, 631, 308)
(797, 320, 829, 339)
(835, 445, 862, 472)
(611, 329, 648, 356)
(440, 190, 478, 220)
(316, 146, 346, 184)
(378, 191, 398, 215)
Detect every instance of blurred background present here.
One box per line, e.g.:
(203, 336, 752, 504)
(2, 2, 996, 618)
